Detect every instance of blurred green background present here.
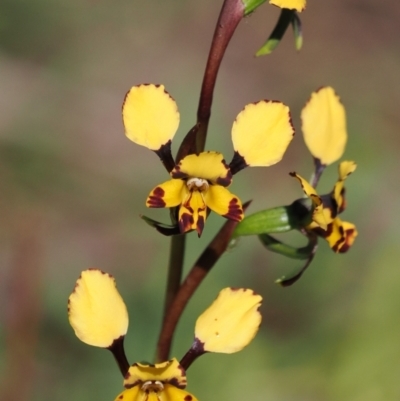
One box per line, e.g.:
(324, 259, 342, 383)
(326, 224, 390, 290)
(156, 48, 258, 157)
(1, 1, 399, 400)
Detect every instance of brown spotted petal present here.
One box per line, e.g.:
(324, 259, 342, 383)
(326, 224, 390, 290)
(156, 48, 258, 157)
(290, 172, 327, 230)
(178, 191, 207, 236)
(204, 185, 244, 222)
(312, 217, 357, 253)
(332, 160, 357, 213)
(146, 179, 186, 208)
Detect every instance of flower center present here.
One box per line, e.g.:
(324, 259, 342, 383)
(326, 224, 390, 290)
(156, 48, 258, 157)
(141, 381, 164, 393)
(186, 177, 209, 192)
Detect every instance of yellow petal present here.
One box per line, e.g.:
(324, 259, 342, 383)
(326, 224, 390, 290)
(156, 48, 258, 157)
(147, 179, 186, 208)
(269, 0, 306, 12)
(162, 384, 199, 401)
(172, 152, 232, 186)
(290, 172, 327, 230)
(68, 269, 128, 348)
(124, 359, 187, 389)
(301, 87, 347, 165)
(231, 101, 294, 167)
(178, 191, 207, 236)
(195, 288, 262, 353)
(333, 160, 357, 211)
(338, 221, 358, 253)
(123, 84, 180, 151)
(204, 185, 244, 222)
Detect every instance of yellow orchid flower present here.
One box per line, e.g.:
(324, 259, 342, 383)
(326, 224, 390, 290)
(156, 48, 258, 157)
(123, 84, 294, 236)
(68, 269, 263, 401)
(269, 0, 306, 12)
(292, 161, 358, 253)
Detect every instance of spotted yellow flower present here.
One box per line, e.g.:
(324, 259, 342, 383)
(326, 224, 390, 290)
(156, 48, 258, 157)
(68, 269, 262, 401)
(269, 0, 306, 12)
(293, 86, 357, 252)
(292, 160, 357, 253)
(123, 84, 294, 236)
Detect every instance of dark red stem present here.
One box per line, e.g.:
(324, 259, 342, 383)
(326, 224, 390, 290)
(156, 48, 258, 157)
(196, 0, 245, 152)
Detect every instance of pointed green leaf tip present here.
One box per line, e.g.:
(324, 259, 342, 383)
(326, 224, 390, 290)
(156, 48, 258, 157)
(256, 39, 280, 56)
(242, 0, 267, 15)
(255, 9, 297, 56)
(291, 13, 303, 50)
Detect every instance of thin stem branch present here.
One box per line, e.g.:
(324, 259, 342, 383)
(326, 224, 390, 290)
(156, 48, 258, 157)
(310, 157, 326, 188)
(196, 0, 245, 152)
(156, 202, 250, 362)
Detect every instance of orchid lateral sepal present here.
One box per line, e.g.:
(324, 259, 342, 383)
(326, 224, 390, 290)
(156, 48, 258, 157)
(301, 87, 347, 166)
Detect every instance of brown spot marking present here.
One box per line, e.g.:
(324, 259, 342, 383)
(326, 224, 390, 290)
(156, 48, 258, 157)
(185, 396, 192, 401)
(338, 228, 356, 253)
(171, 163, 189, 179)
(224, 198, 243, 221)
(196, 215, 205, 237)
(119, 395, 124, 399)
(229, 151, 248, 175)
(331, 225, 346, 253)
(147, 187, 166, 208)
(215, 158, 232, 187)
(179, 213, 194, 234)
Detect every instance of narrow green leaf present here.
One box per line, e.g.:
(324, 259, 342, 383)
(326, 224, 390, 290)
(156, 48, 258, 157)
(255, 9, 294, 56)
(258, 233, 313, 260)
(291, 12, 303, 50)
(275, 234, 318, 286)
(140, 215, 181, 236)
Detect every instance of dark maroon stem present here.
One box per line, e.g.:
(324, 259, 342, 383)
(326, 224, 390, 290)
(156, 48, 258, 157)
(196, 0, 245, 152)
(156, 202, 251, 362)
(158, 0, 246, 364)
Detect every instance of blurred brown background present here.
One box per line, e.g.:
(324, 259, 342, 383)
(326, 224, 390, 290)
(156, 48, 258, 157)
(1, 1, 400, 400)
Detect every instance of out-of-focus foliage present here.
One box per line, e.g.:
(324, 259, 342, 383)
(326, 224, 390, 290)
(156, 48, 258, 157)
(1, 1, 400, 401)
